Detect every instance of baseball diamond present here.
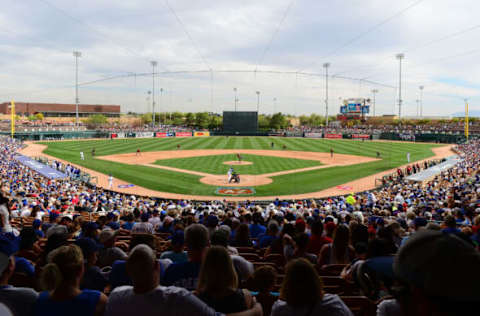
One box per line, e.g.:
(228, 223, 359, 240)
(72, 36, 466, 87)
(22, 136, 454, 200)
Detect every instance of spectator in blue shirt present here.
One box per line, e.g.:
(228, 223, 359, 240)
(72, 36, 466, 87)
(258, 221, 279, 249)
(442, 215, 461, 235)
(249, 212, 266, 239)
(162, 224, 209, 290)
(160, 231, 188, 263)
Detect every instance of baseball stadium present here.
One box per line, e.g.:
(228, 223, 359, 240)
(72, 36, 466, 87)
(0, 1, 479, 316)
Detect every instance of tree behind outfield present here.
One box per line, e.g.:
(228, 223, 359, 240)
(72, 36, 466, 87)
(85, 114, 108, 128)
(269, 112, 288, 129)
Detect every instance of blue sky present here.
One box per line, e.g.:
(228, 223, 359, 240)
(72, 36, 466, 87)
(0, 0, 479, 116)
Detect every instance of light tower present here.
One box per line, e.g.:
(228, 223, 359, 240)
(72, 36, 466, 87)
(256, 91, 260, 112)
(73, 51, 82, 127)
(371, 89, 379, 117)
(323, 62, 330, 126)
(233, 88, 238, 111)
(419, 85, 424, 117)
(150, 61, 157, 128)
(396, 53, 404, 118)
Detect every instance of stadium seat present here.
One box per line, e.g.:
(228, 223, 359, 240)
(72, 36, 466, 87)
(340, 296, 376, 316)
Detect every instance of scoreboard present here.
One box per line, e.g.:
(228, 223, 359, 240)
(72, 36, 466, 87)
(339, 98, 370, 120)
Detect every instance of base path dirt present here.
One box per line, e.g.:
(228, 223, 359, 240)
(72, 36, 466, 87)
(223, 161, 253, 166)
(18, 142, 455, 201)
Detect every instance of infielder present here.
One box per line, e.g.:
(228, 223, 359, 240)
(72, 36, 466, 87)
(80, 151, 85, 160)
(407, 152, 411, 163)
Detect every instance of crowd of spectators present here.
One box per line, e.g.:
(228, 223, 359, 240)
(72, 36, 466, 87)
(0, 136, 479, 316)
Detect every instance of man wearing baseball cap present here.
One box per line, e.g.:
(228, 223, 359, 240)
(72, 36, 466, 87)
(0, 233, 38, 316)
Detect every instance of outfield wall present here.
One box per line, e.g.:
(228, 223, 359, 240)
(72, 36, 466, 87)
(1, 130, 466, 144)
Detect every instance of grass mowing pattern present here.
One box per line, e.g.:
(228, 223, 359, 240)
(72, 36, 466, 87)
(39, 137, 440, 197)
(154, 154, 322, 175)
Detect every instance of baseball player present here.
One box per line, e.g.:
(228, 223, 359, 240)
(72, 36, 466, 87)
(108, 174, 114, 189)
(80, 151, 84, 160)
(227, 167, 234, 183)
(407, 152, 411, 163)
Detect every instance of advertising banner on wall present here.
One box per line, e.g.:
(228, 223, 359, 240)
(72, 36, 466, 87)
(352, 134, 370, 139)
(135, 132, 154, 138)
(325, 133, 342, 139)
(285, 131, 303, 137)
(305, 132, 323, 138)
(110, 133, 118, 138)
(268, 132, 284, 136)
(175, 132, 192, 137)
(193, 131, 210, 137)
(155, 132, 173, 138)
(116, 132, 125, 138)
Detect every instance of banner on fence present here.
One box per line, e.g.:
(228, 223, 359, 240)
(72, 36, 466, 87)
(194, 131, 210, 137)
(155, 132, 173, 138)
(268, 132, 284, 137)
(305, 132, 323, 138)
(325, 133, 342, 139)
(135, 132, 154, 138)
(175, 132, 192, 137)
(352, 134, 370, 139)
(285, 131, 303, 137)
(14, 155, 67, 179)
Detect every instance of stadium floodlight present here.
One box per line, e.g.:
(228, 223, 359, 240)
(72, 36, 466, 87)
(323, 63, 330, 127)
(419, 85, 424, 117)
(256, 91, 260, 112)
(233, 87, 238, 111)
(396, 53, 405, 119)
(73, 51, 82, 128)
(160, 88, 164, 125)
(371, 89, 379, 117)
(151, 61, 157, 129)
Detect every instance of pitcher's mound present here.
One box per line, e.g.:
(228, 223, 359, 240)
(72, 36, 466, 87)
(200, 174, 272, 187)
(223, 160, 253, 166)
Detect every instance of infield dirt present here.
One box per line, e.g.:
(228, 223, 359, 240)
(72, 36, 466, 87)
(20, 143, 454, 201)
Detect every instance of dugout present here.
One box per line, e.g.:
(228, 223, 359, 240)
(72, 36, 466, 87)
(222, 111, 258, 135)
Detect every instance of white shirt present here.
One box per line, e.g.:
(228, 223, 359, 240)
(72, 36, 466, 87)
(0, 204, 12, 233)
(271, 294, 353, 316)
(105, 285, 221, 316)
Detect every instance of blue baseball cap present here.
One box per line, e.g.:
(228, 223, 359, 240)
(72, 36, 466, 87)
(75, 238, 99, 256)
(0, 233, 20, 274)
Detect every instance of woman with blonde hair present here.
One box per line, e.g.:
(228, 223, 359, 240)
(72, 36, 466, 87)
(271, 258, 352, 316)
(34, 244, 107, 316)
(196, 246, 253, 313)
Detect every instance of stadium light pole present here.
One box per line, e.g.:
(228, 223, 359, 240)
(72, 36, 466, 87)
(323, 62, 330, 127)
(73, 51, 82, 128)
(396, 53, 404, 119)
(146, 91, 151, 114)
(233, 87, 238, 111)
(371, 89, 378, 117)
(150, 61, 157, 129)
(419, 85, 424, 117)
(256, 91, 260, 112)
(160, 88, 164, 126)
(416, 99, 420, 117)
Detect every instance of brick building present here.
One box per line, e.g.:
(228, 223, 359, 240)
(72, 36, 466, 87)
(0, 102, 121, 117)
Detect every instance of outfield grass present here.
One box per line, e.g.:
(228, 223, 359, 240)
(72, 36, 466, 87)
(154, 153, 321, 175)
(39, 137, 441, 196)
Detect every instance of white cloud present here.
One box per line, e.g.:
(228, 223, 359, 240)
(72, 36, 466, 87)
(0, 0, 479, 116)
